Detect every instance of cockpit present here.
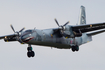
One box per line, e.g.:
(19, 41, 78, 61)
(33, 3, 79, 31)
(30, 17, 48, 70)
(25, 30, 33, 33)
(21, 29, 35, 43)
(21, 29, 33, 37)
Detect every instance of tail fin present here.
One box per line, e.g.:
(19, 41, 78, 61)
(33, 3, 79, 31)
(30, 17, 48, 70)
(78, 6, 86, 25)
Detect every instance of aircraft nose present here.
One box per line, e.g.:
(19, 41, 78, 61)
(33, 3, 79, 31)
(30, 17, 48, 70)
(21, 34, 34, 43)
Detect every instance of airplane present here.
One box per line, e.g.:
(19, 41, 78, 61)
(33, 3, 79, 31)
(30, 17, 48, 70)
(0, 5, 105, 58)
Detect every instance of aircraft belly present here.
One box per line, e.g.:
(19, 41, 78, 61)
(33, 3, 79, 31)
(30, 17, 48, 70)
(27, 36, 71, 49)
(28, 41, 71, 49)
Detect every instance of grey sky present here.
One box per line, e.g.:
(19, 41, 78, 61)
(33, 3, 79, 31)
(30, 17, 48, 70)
(0, 0, 105, 70)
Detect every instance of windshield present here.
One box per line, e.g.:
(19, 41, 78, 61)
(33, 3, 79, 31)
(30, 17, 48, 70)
(25, 30, 33, 33)
(21, 30, 33, 37)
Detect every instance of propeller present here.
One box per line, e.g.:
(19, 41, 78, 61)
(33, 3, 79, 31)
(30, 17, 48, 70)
(55, 19, 60, 26)
(53, 19, 69, 37)
(10, 24, 25, 32)
(10, 25, 25, 43)
(10, 24, 25, 38)
(19, 27, 25, 32)
(10, 25, 15, 33)
(54, 18, 69, 30)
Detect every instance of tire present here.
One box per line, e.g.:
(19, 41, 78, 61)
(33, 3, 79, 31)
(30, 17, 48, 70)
(27, 47, 32, 51)
(72, 46, 75, 52)
(27, 51, 31, 58)
(31, 51, 35, 57)
(75, 46, 79, 51)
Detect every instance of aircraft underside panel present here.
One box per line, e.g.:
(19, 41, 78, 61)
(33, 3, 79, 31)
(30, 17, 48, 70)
(27, 36, 71, 49)
(27, 35, 79, 49)
(28, 41, 71, 49)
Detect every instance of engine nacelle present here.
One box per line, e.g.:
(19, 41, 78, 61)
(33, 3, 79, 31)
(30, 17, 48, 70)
(4, 37, 17, 42)
(64, 25, 82, 38)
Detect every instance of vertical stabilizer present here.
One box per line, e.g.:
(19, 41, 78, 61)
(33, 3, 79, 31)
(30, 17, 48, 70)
(78, 6, 86, 25)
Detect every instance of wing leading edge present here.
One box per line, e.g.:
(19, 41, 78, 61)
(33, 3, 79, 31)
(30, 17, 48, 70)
(0, 34, 17, 39)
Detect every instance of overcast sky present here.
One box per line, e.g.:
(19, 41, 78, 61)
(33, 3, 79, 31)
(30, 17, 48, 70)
(0, 0, 105, 70)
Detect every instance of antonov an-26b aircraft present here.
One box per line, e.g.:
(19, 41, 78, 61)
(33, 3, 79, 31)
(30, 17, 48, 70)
(0, 6, 105, 58)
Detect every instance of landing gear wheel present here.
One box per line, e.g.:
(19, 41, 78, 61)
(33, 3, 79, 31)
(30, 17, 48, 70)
(27, 51, 31, 58)
(71, 46, 79, 52)
(75, 46, 79, 51)
(27, 44, 35, 58)
(31, 51, 35, 57)
(27, 47, 32, 51)
(27, 51, 35, 58)
(72, 46, 75, 52)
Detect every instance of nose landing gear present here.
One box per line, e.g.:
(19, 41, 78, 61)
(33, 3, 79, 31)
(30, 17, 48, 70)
(27, 44, 35, 58)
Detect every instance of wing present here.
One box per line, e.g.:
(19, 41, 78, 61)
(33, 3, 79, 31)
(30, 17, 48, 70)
(0, 34, 17, 39)
(87, 30, 105, 36)
(72, 22, 105, 33)
(52, 22, 105, 38)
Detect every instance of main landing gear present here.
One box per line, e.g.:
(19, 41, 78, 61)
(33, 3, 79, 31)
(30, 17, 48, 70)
(71, 45, 79, 52)
(27, 44, 35, 58)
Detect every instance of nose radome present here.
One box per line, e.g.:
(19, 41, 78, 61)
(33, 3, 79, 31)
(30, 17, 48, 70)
(21, 35, 34, 43)
(21, 34, 28, 40)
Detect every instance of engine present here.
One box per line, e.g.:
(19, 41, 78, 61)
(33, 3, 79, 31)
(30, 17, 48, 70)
(4, 37, 17, 42)
(63, 25, 82, 38)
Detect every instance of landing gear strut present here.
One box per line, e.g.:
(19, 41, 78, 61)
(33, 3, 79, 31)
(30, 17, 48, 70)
(27, 44, 35, 58)
(71, 45, 79, 52)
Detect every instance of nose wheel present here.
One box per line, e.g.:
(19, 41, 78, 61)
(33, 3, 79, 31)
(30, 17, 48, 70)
(27, 44, 35, 58)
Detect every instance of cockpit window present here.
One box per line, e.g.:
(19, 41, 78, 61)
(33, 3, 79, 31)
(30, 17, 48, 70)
(25, 30, 33, 33)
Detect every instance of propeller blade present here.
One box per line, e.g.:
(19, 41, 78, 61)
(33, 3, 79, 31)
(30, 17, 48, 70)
(10, 25, 15, 32)
(63, 21, 69, 26)
(55, 19, 60, 26)
(19, 27, 25, 32)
